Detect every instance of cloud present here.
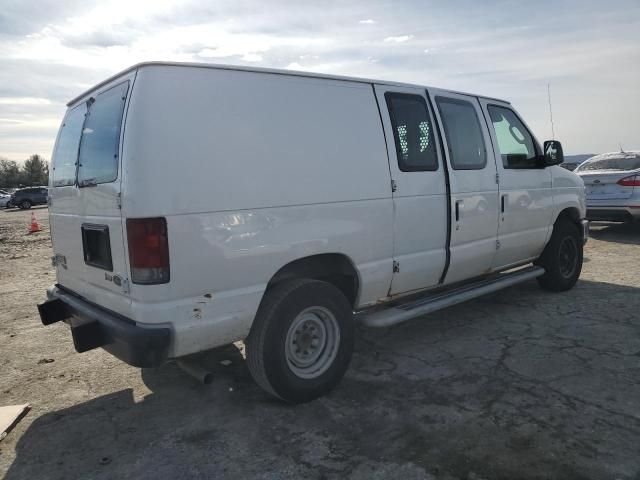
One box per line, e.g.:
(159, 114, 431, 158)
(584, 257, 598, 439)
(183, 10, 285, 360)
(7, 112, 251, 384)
(0, 0, 102, 35)
(0, 0, 639, 159)
(0, 98, 52, 106)
(384, 35, 413, 43)
(242, 53, 263, 62)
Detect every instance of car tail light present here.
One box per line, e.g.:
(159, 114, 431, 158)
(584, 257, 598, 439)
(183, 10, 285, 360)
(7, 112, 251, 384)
(617, 175, 640, 187)
(126, 217, 170, 285)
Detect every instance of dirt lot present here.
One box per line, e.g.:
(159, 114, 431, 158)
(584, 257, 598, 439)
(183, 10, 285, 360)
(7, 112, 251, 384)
(0, 207, 638, 480)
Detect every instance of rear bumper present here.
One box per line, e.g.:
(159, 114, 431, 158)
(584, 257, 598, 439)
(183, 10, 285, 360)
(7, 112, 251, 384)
(38, 285, 171, 368)
(586, 206, 640, 223)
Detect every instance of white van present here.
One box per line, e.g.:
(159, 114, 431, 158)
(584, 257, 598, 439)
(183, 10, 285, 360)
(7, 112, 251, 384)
(39, 62, 588, 403)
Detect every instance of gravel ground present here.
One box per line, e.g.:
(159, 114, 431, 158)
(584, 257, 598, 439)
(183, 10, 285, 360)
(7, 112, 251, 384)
(0, 207, 639, 480)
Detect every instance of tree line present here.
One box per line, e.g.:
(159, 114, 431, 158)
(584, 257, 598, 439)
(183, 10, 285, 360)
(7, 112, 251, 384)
(0, 155, 49, 189)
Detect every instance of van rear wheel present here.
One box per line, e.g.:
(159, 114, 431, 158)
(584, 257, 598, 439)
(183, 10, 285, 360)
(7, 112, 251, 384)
(245, 279, 354, 403)
(535, 219, 583, 292)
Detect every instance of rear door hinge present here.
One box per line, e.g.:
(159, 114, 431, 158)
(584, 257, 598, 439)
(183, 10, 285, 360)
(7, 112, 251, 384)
(495, 173, 500, 184)
(116, 192, 122, 209)
(391, 179, 397, 193)
(496, 239, 501, 250)
(393, 260, 400, 273)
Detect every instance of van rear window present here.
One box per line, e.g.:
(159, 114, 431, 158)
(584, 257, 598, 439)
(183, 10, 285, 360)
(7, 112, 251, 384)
(51, 104, 86, 187)
(78, 82, 129, 186)
(51, 81, 129, 187)
(385, 93, 439, 171)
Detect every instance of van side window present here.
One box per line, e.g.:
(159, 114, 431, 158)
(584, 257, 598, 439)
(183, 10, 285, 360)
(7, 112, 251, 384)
(385, 93, 438, 171)
(436, 97, 486, 170)
(52, 104, 87, 187)
(77, 82, 129, 186)
(487, 105, 539, 169)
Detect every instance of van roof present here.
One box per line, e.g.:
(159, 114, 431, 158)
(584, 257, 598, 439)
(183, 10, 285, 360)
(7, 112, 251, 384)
(67, 61, 511, 107)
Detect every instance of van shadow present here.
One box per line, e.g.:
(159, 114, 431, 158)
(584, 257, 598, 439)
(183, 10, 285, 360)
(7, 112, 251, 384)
(589, 221, 640, 245)
(5, 279, 640, 480)
(3, 344, 277, 480)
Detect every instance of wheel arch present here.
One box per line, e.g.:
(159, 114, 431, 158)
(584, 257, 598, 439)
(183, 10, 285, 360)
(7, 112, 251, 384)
(554, 206, 581, 226)
(265, 253, 361, 308)
(539, 206, 583, 256)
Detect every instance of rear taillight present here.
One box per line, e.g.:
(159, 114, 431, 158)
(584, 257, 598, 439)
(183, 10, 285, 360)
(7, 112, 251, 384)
(617, 175, 640, 187)
(126, 217, 170, 285)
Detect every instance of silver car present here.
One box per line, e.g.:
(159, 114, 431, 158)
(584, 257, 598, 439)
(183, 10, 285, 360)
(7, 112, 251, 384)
(575, 151, 640, 222)
(0, 193, 11, 208)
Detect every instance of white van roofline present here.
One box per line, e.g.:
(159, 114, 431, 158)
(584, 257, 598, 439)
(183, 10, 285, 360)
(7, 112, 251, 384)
(67, 61, 511, 107)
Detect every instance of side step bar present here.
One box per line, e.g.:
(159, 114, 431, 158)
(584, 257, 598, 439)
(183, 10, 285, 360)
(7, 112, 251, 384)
(359, 266, 545, 328)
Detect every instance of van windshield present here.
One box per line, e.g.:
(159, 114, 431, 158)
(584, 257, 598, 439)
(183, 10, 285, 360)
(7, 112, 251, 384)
(51, 81, 129, 187)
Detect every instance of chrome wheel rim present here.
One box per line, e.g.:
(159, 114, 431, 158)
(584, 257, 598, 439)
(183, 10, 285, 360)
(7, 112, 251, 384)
(285, 306, 340, 379)
(558, 236, 578, 278)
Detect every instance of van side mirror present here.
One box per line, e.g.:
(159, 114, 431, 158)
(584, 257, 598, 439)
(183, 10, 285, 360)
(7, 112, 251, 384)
(543, 140, 564, 167)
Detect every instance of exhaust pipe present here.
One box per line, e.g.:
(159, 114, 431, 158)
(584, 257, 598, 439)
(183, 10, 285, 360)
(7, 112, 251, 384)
(177, 359, 213, 385)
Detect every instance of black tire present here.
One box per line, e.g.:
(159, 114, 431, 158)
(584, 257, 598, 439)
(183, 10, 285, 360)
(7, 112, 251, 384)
(535, 219, 583, 292)
(245, 279, 354, 403)
(19, 199, 32, 209)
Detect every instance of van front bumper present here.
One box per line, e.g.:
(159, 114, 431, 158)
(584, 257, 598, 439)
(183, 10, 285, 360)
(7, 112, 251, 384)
(38, 285, 171, 368)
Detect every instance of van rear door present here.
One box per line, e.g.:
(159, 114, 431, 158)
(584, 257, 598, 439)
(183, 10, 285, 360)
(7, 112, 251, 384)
(49, 77, 133, 313)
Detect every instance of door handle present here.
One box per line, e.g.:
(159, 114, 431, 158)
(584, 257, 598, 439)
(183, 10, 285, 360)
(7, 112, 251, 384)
(455, 200, 464, 223)
(501, 194, 507, 213)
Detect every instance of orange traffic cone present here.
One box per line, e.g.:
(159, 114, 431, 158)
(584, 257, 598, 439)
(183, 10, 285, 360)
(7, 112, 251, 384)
(28, 211, 41, 234)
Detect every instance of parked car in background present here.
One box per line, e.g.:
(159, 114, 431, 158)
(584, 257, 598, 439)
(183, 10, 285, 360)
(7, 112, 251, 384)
(7, 186, 49, 209)
(561, 154, 594, 172)
(575, 150, 640, 222)
(0, 192, 11, 208)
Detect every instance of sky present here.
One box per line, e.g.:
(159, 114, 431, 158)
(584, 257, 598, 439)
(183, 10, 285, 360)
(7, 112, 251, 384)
(1, 0, 639, 161)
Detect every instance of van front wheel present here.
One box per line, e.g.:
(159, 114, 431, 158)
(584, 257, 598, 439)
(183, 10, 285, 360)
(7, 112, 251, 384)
(535, 220, 583, 292)
(245, 279, 354, 403)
